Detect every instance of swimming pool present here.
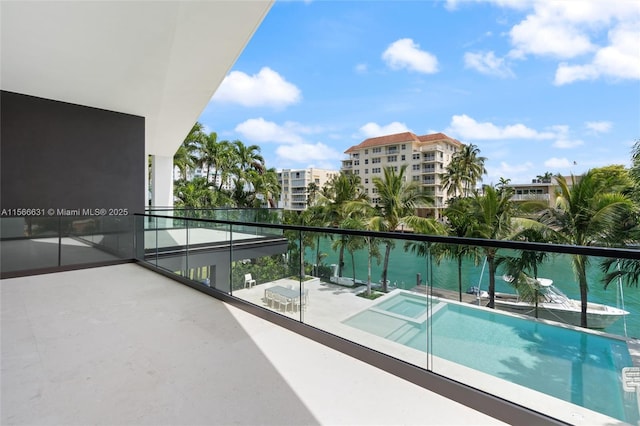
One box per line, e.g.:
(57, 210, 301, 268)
(343, 292, 639, 424)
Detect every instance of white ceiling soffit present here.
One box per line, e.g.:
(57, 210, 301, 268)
(0, 1, 273, 157)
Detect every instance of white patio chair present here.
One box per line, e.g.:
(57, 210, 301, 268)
(244, 273, 256, 289)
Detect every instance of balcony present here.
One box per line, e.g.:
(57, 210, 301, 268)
(1, 263, 500, 425)
(2, 213, 639, 425)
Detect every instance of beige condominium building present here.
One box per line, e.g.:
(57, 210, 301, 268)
(342, 132, 463, 217)
(277, 168, 339, 210)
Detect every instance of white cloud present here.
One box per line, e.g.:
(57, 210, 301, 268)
(553, 139, 584, 149)
(235, 118, 321, 144)
(464, 51, 514, 78)
(445, 114, 556, 140)
(585, 121, 612, 133)
(555, 24, 640, 85)
(359, 121, 411, 138)
(354, 63, 368, 74)
(382, 38, 439, 74)
(509, 14, 595, 59)
(544, 157, 573, 168)
(212, 67, 301, 108)
(449, 1, 640, 85)
(276, 143, 343, 164)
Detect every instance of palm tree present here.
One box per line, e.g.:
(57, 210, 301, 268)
(370, 165, 439, 292)
(316, 173, 367, 277)
(343, 200, 381, 297)
(460, 143, 487, 196)
(539, 171, 634, 327)
(440, 197, 481, 301)
(536, 172, 554, 183)
(174, 177, 213, 208)
(252, 167, 281, 208)
(628, 139, 640, 204)
(173, 123, 205, 181)
(233, 140, 264, 176)
(468, 185, 514, 308)
(441, 160, 465, 199)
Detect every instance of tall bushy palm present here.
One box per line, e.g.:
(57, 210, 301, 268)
(198, 132, 235, 188)
(440, 197, 481, 301)
(468, 185, 514, 308)
(316, 173, 367, 276)
(174, 177, 213, 208)
(343, 200, 381, 296)
(629, 139, 640, 204)
(539, 171, 634, 327)
(441, 160, 465, 199)
(370, 165, 439, 292)
(253, 167, 281, 208)
(442, 143, 487, 199)
(174, 122, 206, 181)
(233, 140, 265, 176)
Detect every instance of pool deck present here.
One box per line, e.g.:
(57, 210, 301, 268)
(234, 278, 635, 426)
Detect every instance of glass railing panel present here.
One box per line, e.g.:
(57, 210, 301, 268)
(60, 215, 134, 266)
(183, 219, 231, 292)
(427, 244, 639, 425)
(231, 224, 297, 319)
(0, 217, 60, 273)
(154, 216, 188, 275)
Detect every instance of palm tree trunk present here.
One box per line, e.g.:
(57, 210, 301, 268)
(315, 235, 321, 274)
(382, 243, 391, 292)
(351, 250, 356, 287)
(487, 253, 496, 308)
(338, 240, 345, 277)
(575, 254, 589, 328)
(367, 238, 372, 297)
(457, 255, 462, 302)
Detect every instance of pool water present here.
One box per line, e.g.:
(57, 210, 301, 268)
(375, 292, 430, 318)
(343, 292, 639, 424)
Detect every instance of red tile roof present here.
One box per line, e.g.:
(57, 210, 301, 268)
(345, 132, 462, 153)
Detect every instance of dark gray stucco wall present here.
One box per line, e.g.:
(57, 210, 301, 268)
(0, 90, 144, 214)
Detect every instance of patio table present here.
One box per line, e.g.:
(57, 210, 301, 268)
(265, 285, 301, 312)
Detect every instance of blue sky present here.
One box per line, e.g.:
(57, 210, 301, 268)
(199, 0, 640, 185)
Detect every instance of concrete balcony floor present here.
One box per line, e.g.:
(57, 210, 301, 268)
(1, 264, 504, 425)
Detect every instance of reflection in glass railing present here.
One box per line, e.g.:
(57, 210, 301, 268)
(0, 215, 135, 275)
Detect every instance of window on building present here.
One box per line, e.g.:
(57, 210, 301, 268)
(354, 160, 360, 166)
(401, 144, 406, 150)
(372, 147, 381, 153)
(354, 169, 359, 175)
(364, 169, 369, 174)
(364, 178, 369, 184)
(364, 159, 369, 164)
(412, 153, 420, 160)
(387, 155, 397, 162)
(401, 155, 405, 161)
(315, 178, 320, 184)
(412, 164, 420, 171)
(364, 149, 368, 154)
(412, 176, 419, 181)
(372, 167, 381, 173)
(372, 157, 381, 164)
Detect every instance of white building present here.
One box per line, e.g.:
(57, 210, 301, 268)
(277, 168, 339, 210)
(342, 132, 463, 216)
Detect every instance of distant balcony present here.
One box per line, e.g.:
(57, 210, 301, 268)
(511, 194, 551, 202)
